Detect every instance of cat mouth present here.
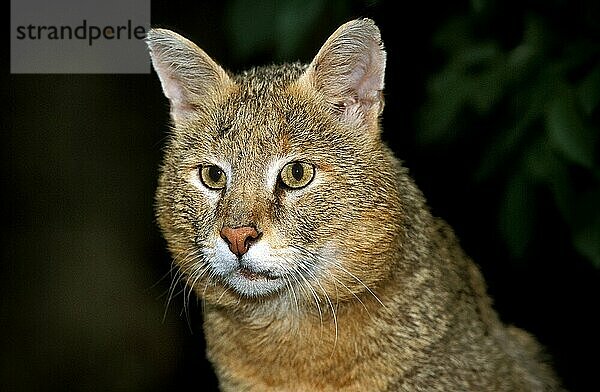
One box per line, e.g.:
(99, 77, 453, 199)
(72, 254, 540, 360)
(237, 267, 278, 281)
(223, 265, 285, 297)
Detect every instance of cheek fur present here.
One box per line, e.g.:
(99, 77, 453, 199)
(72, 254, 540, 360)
(203, 238, 238, 277)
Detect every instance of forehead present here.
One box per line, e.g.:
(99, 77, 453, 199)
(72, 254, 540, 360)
(228, 64, 306, 128)
(175, 63, 345, 165)
(214, 64, 322, 152)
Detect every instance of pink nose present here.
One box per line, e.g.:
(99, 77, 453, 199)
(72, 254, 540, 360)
(220, 226, 260, 257)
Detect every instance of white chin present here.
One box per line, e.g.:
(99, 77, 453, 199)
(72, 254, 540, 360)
(225, 270, 286, 297)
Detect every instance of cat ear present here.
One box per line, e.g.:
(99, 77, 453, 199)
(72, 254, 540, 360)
(300, 18, 386, 122)
(146, 28, 233, 123)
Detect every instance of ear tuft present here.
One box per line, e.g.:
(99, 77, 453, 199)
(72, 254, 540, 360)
(146, 28, 232, 123)
(301, 18, 386, 121)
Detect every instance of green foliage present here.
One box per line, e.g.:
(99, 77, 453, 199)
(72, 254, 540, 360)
(225, 0, 356, 62)
(419, 3, 600, 266)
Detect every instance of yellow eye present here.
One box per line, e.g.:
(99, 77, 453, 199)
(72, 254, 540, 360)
(200, 165, 227, 189)
(279, 162, 315, 189)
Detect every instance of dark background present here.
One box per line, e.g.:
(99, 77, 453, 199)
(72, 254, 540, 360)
(3, 1, 599, 391)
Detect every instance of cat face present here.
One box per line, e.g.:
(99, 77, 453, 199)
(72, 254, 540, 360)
(148, 20, 404, 304)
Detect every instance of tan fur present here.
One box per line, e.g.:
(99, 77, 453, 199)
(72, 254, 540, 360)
(147, 19, 563, 391)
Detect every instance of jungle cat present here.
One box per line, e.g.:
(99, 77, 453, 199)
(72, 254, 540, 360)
(146, 18, 562, 391)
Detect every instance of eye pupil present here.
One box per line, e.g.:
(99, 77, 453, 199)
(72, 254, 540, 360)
(208, 166, 222, 183)
(291, 163, 304, 181)
(200, 165, 226, 190)
(279, 162, 314, 189)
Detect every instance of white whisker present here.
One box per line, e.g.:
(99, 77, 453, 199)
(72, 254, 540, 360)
(295, 260, 338, 352)
(334, 262, 386, 309)
(163, 247, 203, 323)
(294, 262, 324, 331)
(330, 273, 371, 316)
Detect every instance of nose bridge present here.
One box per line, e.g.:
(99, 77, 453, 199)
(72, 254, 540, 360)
(221, 167, 269, 229)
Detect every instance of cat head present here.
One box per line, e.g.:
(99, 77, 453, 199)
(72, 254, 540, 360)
(147, 19, 406, 307)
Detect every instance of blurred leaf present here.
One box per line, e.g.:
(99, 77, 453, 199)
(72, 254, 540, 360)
(421, 0, 600, 269)
(534, 150, 600, 267)
(433, 18, 472, 53)
(475, 115, 530, 181)
(456, 42, 499, 67)
(418, 67, 468, 144)
(524, 138, 554, 181)
(574, 224, 600, 268)
(572, 190, 600, 267)
(470, 0, 487, 14)
(533, 148, 574, 221)
(577, 66, 600, 115)
(226, 0, 349, 62)
(506, 17, 546, 76)
(226, 0, 278, 61)
(499, 172, 535, 258)
(275, 0, 323, 59)
(458, 43, 506, 114)
(546, 86, 595, 168)
(418, 43, 505, 144)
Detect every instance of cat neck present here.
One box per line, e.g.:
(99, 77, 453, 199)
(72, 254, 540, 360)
(202, 279, 411, 391)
